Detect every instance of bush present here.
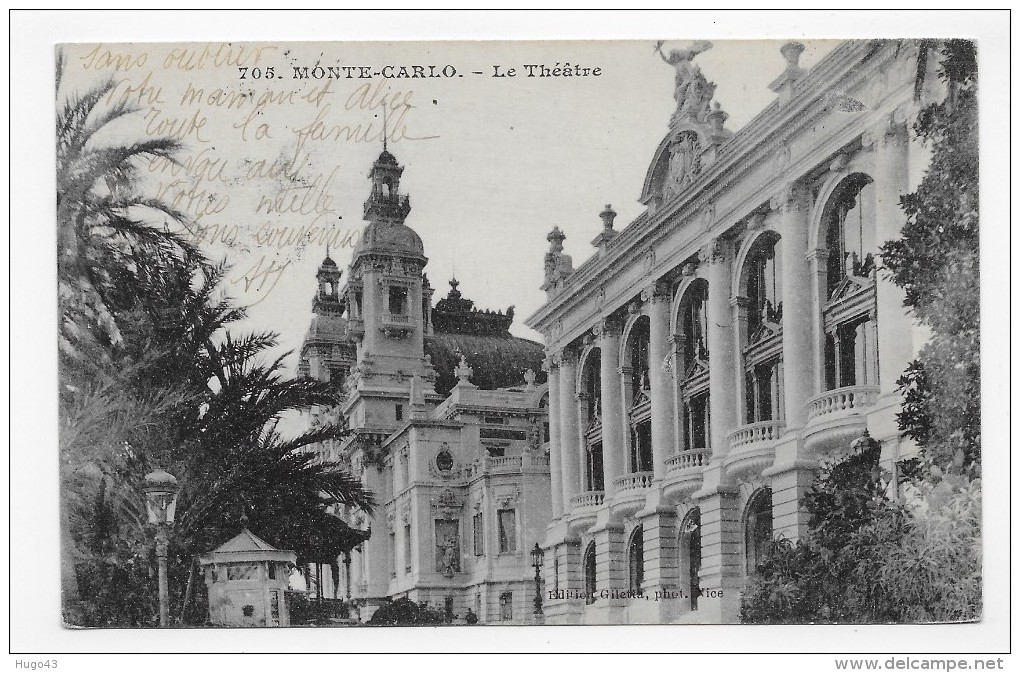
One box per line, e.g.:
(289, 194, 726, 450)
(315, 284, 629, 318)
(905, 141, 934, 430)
(367, 598, 446, 625)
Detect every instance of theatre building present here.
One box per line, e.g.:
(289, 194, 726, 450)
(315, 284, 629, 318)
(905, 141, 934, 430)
(298, 147, 551, 623)
(526, 40, 934, 623)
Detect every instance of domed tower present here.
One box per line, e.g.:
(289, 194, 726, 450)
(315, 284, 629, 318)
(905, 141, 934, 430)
(298, 253, 356, 388)
(343, 148, 437, 425)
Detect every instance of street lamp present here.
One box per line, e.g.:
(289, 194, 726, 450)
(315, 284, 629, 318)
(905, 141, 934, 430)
(144, 468, 179, 628)
(530, 543, 545, 617)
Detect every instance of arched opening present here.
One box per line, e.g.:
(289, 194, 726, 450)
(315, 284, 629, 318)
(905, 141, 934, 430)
(627, 526, 644, 593)
(821, 174, 880, 391)
(583, 542, 597, 605)
(579, 349, 604, 492)
(382, 176, 394, 199)
(679, 508, 702, 611)
(676, 279, 711, 453)
(738, 233, 784, 425)
(825, 174, 876, 297)
(745, 487, 773, 575)
(626, 315, 653, 473)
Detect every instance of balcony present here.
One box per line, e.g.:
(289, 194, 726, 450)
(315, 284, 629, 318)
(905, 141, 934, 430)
(486, 455, 523, 473)
(567, 490, 605, 535)
(610, 471, 654, 519)
(724, 420, 784, 479)
(803, 385, 880, 455)
(662, 448, 710, 503)
(379, 313, 414, 339)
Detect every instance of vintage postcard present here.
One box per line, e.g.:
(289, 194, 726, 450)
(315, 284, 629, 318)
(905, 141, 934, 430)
(50, 28, 987, 641)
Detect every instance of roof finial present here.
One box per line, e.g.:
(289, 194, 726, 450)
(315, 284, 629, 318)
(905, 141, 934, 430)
(382, 103, 388, 152)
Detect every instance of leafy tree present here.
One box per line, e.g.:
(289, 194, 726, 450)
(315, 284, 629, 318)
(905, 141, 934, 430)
(58, 57, 374, 626)
(742, 40, 981, 624)
(882, 39, 980, 470)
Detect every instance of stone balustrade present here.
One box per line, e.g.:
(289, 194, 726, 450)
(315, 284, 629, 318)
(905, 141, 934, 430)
(806, 385, 880, 422)
(728, 420, 784, 452)
(569, 491, 606, 509)
(665, 448, 710, 473)
(612, 471, 655, 492)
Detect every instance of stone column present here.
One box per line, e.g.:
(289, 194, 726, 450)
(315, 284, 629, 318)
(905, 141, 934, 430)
(638, 509, 680, 622)
(774, 182, 815, 430)
(692, 488, 742, 622)
(646, 281, 676, 478)
(669, 332, 687, 453)
(559, 348, 581, 510)
(871, 113, 914, 398)
(546, 358, 564, 519)
(808, 248, 830, 394)
(703, 239, 737, 460)
(730, 296, 749, 424)
(598, 319, 625, 498)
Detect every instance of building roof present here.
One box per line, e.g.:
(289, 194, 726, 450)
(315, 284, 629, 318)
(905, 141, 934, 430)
(213, 528, 279, 553)
(199, 528, 298, 566)
(425, 277, 545, 396)
(426, 333, 545, 397)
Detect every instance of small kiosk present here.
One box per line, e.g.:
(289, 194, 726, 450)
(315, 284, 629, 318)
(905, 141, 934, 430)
(200, 529, 297, 627)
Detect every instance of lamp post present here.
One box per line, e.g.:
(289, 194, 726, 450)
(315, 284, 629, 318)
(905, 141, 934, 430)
(530, 543, 545, 618)
(143, 468, 179, 628)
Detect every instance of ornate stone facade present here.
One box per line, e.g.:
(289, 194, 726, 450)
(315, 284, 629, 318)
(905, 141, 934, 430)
(526, 40, 933, 624)
(300, 149, 552, 624)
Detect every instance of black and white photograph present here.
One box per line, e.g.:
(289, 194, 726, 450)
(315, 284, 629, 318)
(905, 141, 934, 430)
(9, 8, 1010, 667)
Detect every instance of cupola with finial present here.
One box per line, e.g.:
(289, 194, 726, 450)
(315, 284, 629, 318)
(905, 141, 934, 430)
(313, 248, 344, 314)
(364, 146, 411, 223)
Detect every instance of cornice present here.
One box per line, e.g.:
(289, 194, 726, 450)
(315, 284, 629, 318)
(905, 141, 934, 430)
(527, 40, 913, 348)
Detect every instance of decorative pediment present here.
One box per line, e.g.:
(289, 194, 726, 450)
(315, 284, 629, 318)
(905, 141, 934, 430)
(431, 488, 464, 518)
(683, 357, 710, 381)
(748, 320, 781, 345)
(827, 272, 875, 306)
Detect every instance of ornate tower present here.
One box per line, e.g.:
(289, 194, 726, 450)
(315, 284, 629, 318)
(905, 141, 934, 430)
(343, 148, 437, 430)
(298, 252, 356, 389)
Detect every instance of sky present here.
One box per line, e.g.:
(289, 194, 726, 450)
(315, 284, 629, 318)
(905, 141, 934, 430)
(59, 38, 839, 373)
(17, 9, 1013, 656)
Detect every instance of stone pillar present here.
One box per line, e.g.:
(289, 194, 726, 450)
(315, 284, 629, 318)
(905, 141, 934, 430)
(730, 296, 749, 424)
(692, 488, 742, 622)
(598, 319, 625, 497)
(669, 332, 687, 452)
(646, 281, 676, 478)
(559, 349, 581, 510)
(590, 524, 626, 623)
(546, 359, 564, 519)
(361, 459, 390, 598)
(808, 248, 830, 394)
(871, 113, 914, 399)
(639, 509, 679, 621)
(774, 182, 815, 430)
(703, 239, 737, 460)
(770, 464, 814, 542)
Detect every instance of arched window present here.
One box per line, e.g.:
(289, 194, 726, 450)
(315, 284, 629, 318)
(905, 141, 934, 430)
(677, 279, 711, 452)
(746, 236, 782, 337)
(583, 542, 597, 605)
(382, 176, 394, 199)
(628, 316, 651, 399)
(580, 350, 604, 492)
(822, 175, 880, 391)
(628, 526, 644, 593)
(626, 316, 653, 473)
(745, 488, 773, 575)
(739, 233, 784, 424)
(826, 175, 876, 297)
